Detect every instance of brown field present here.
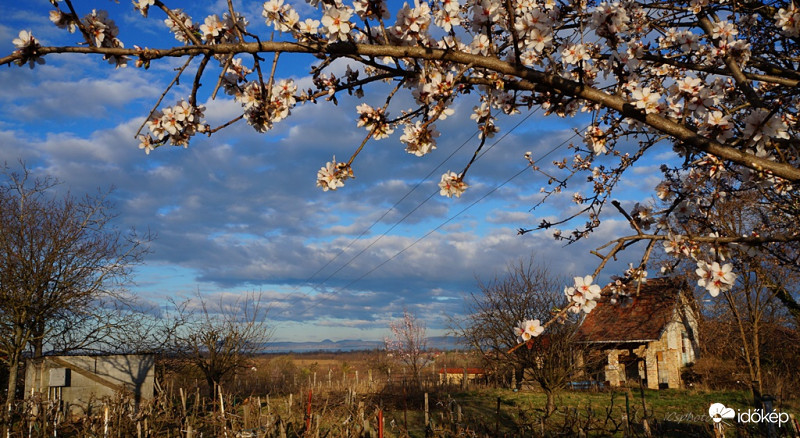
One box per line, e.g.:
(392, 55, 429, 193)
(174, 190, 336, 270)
(6, 351, 799, 437)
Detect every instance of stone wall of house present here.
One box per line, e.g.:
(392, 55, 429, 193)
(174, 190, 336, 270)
(641, 321, 683, 389)
(590, 285, 699, 391)
(602, 326, 685, 390)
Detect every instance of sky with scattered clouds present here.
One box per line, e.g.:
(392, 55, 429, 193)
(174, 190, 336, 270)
(1, 1, 665, 342)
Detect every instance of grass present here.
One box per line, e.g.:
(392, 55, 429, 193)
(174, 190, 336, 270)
(376, 387, 799, 437)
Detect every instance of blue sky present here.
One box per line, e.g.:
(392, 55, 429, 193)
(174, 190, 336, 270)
(0, 1, 662, 342)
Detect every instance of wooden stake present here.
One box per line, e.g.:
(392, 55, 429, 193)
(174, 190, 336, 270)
(378, 409, 384, 438)
(424, 393, 429, 428)
(257, 396, 263, 429)
(403, 380, 409, 433)
(638, 383, 652, 438)
(179, 388, 187, 417)
(219, 386, 228, 438)
(306, 389, 312, 433)
(104, 405, 109, 438)
(495, 396, 500, 437)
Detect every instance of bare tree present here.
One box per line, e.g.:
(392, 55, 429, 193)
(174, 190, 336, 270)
(656, 187, 800, 399)
(169, 291, 272, 398)
(0, 165, 148, 408)
(454, 257, 587, 414)
(699, 256, 799, 400)
(385, 309, 428, 386)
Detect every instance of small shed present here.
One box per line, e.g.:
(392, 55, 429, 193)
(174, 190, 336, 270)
(438, 367, 486, 384)
(575, 277, 699, 389)
(25, 354, 155, 413)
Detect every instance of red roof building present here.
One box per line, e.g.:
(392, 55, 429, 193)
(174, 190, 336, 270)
(437, 367, 486, 385)
(575, 277, 699, 389)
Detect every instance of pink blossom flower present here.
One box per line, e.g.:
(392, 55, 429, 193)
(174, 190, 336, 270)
(562, 43, 590, 65)
(777, 4, 800, 37)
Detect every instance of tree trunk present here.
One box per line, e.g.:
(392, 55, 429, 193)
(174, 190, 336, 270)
(5, 324, 26, 406)
(206, 375, 218, 399)
(32, 336, 44, 359)
(31, 303, 45, 358)
(728, 294, 759, 401)
(752, 320, 763, 395)
(544, 388, 555, 415)
(4, 352, 20, 433)
(5, 358, 18, 405)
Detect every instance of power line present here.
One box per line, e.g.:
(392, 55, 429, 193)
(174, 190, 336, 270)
(287, 127, 580, 319)
(272, 128, 481, 313)
(274, 107, 541, 314)
(333, 129, 578, 294)
(300, 109, 542, 294)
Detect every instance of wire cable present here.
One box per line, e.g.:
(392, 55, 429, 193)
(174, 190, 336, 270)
(286, 127, 580, 320)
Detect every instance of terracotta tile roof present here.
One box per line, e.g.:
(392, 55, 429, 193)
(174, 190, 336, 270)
(575, 277, 687, 343)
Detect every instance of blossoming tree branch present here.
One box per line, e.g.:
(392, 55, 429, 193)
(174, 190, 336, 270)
(4, 0, 799, 340)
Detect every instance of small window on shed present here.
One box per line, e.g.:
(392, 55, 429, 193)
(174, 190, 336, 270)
(49, 368, 71, 387)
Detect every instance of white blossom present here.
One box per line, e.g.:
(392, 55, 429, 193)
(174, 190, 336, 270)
(438, 171, 467, 198)
(11, 30, 44, 68)
(777, 4, 800, 37)
(565, 275, 602, 314)
(316, 156, 352, 191)
(514, 319, 544, 341)
(321, 7, 353, 41)
(400, 121, 439, 156)
(696, 261, 736, 297)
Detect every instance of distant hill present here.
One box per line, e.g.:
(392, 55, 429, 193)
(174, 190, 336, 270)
(261, 336, 461, 353)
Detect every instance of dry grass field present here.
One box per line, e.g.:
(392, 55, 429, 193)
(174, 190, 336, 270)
(5, 350, 799, 437)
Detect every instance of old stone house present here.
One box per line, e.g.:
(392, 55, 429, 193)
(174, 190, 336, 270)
(575, 277, 699, 389)
(25, 354, 155, 413)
